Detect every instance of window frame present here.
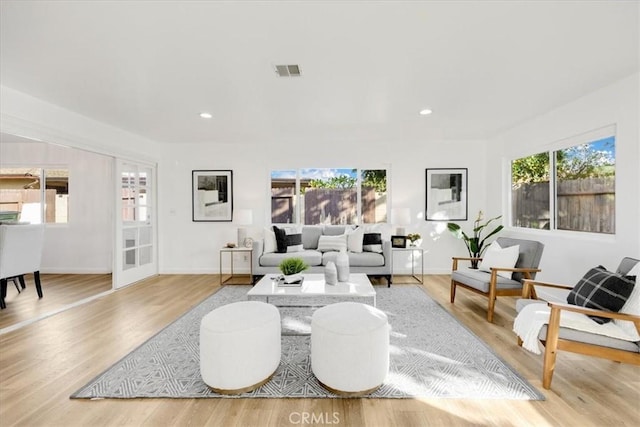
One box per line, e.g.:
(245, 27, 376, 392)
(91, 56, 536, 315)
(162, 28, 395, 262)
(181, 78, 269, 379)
(0, 164, 70, 226)
(269, 167, 389, 226)
(507, 125, 616, 238)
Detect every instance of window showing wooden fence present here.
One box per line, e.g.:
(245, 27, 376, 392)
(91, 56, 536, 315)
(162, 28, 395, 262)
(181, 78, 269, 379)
(512, 177, 615, 233)
(270, 187, 386, 225)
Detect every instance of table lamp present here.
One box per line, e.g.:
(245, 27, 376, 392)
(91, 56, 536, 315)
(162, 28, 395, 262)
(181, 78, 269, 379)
(234, 209, 253, 247)
(391, 208, 411, 236)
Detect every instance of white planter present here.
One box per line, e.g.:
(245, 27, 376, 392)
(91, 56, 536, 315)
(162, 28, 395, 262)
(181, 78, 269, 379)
(409, 239, 422, 247)
(336, 250, 350, 282)
(324, 261, 337, 285)
(282, 273, 303, 284)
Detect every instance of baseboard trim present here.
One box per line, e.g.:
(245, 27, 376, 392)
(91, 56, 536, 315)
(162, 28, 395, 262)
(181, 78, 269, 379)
(40, 268, 112, 274)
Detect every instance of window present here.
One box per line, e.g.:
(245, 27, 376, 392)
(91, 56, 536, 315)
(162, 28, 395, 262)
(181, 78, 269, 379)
(270, 168, 387, 225)
(0, 167, 69, 224)
(511, 128, 615, 234)
(511, 152, 550, 230)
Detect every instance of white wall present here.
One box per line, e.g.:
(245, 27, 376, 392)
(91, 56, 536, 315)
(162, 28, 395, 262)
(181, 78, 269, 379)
(485, 73, 640, 283)
(0, 86, 160, 274)
(158, 139, 488, 275)
(4, 74, 637, 280)
(0, 140, 113, 273)
(0, 86, 158, 162)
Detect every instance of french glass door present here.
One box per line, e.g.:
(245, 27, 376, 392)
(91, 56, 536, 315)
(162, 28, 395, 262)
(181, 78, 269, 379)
(114, 160, 157, 288)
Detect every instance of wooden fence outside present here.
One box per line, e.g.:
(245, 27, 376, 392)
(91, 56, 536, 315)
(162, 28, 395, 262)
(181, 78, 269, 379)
(512, 177, 615, 233)
(0, 189, 58, 222)
(270, 187, 385, 224)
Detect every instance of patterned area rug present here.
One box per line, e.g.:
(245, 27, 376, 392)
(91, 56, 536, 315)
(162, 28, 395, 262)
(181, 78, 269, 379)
(71, 285, 544, 399)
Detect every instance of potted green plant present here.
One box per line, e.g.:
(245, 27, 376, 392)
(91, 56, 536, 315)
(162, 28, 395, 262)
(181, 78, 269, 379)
(407, 233, 422, 247)
(447, 211, 503, 269)
(278, 257, 309, 283)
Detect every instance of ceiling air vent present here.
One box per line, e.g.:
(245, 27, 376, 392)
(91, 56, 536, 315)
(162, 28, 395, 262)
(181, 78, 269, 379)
(275, 64, 301, 77)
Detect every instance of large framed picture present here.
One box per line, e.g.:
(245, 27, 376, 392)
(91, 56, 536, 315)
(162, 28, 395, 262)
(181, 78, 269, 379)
(192, 170, 233, 222)
(425, 168, 468, 221)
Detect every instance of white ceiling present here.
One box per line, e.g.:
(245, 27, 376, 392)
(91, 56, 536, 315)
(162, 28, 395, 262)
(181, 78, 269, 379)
(1, 1, 638, 145)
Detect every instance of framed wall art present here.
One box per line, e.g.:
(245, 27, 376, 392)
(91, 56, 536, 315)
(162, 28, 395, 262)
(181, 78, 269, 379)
(391, 235, 408, 248)
(425, 168, 467, 221)
(192, 170, 233, 222)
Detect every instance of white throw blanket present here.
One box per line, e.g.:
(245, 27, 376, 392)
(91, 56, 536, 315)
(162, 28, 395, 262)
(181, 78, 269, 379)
(513, 302, 638, 355)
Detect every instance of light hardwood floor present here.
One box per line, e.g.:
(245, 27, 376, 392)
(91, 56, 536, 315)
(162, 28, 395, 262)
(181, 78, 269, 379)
(0, 273, 112, 330)
(0, 274, 638, 427)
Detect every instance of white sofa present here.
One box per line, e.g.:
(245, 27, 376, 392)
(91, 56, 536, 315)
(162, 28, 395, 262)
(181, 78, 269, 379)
(251, 225, 392, 286)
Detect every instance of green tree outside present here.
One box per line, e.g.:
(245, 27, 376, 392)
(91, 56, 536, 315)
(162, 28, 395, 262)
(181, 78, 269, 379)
(512, 140, 615, 187)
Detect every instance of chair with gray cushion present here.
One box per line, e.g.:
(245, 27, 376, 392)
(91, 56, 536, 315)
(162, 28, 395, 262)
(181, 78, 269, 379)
(515, 257, 640, 389)
(0, 224, 46, 309)
(450, 237, 544, 322)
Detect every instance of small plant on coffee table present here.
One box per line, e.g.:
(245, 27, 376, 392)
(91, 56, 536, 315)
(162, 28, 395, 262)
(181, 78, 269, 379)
(279, 257, 309, 276)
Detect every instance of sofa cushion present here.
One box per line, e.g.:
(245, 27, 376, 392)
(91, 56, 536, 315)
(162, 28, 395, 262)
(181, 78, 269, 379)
(614, 266, 640, 340)
(567, 266, 635, 324)
(362, 223, 392, 241)
(535, 323, 640, 352)
(348, 251, 385, 267)
(323, 251, 385, 267)
(346, 227, 364, 253)
(363, 233, 383, 253)
(302, 226, 323, 249)
(273, 226, 303, 253)
(495, 237, 544, 282)
(259, 250, 323, 267)
(263, 227, 277, 254)
(479, 241, 519, 279)
(323, 225, 352, 236)
(452, 269, 522, 293)
(317, 234, 347, 252)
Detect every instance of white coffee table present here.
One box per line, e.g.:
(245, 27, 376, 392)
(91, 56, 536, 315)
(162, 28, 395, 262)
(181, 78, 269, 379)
(247, 273, 377, 307)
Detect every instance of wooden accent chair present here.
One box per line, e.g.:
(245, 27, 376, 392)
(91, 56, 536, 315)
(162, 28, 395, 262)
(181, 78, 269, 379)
(516, 257, 640, 389)
(0, 224, 45, 309)
(451, 237, 544, 322)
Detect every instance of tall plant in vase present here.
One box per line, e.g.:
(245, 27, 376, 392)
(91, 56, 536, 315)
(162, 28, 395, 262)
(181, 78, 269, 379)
(447, 211, 504, 269)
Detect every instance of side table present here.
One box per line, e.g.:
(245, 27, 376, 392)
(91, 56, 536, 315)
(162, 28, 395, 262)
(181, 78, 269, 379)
(392, 247, 424, 284)
(219, 247, 253, 285)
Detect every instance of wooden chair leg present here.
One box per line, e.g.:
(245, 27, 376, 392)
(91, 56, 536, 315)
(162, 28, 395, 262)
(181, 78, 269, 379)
(450, 281, 456, 303)
(487, 298, 496, 323)
(543, 307, 561, 389)
(18, 275, 26, 290)
(34, 271, 43, 299)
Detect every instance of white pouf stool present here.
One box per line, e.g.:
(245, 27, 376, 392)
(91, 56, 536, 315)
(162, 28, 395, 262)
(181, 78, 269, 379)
(311, 301, 389, 396)
(200, 300, 281, 394)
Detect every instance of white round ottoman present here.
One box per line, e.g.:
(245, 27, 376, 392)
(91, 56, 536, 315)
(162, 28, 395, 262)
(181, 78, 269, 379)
(200, 300, 281, 394)
(311, 302, 389, 396)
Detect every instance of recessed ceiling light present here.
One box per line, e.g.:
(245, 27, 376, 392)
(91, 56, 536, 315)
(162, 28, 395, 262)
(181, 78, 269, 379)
(419, 109, 433, 116)
(199, 112, 213, 119)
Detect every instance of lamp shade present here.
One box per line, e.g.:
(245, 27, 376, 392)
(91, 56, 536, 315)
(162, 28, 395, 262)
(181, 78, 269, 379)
(234, 209, 253, 247)
(391, 208, 411, 236)
(391, 208, 411, 226)
(234, 209, 253, 225)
